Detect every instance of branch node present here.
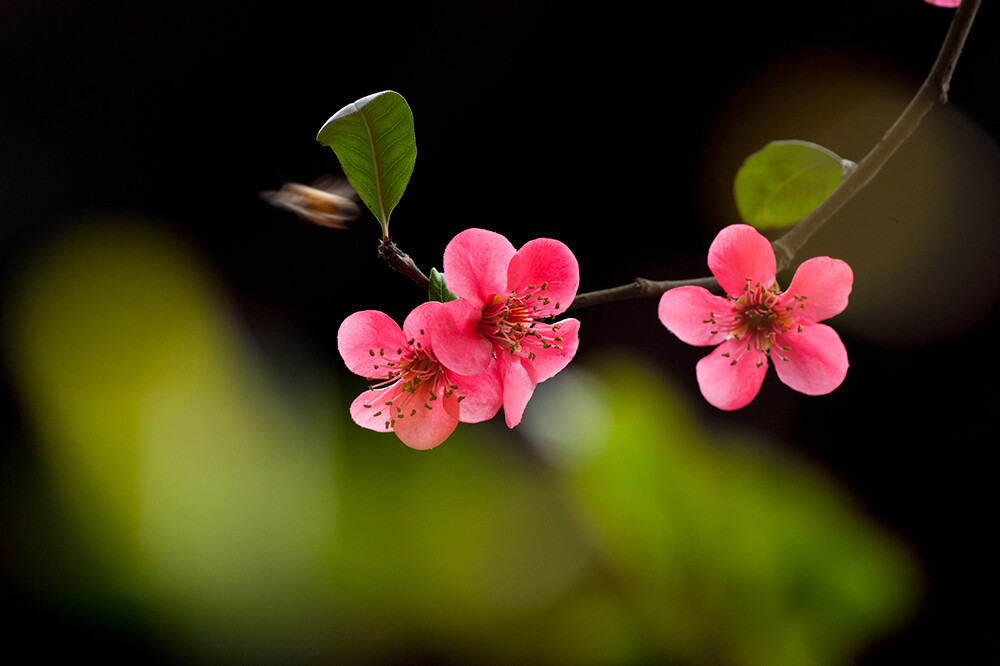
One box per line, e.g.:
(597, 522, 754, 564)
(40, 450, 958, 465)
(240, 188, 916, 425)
(378, 237, 429, 292)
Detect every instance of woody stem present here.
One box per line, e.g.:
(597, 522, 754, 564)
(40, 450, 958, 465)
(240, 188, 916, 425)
(570, 0, 980, 312)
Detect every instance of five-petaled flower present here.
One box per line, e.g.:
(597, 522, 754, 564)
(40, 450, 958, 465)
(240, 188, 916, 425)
(338, 301, 503, 449)
(433, 228, 581, 427)
(658, 224, 853, 410)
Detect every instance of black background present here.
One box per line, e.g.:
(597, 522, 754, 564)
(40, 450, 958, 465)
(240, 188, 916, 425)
(2, 1, 997, 661)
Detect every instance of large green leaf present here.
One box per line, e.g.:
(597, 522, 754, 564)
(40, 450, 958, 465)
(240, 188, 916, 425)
(317, 91, 416, 237)
(734, 140, 853, 228)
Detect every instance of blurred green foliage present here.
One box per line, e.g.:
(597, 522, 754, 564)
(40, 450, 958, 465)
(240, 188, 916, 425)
(3, 218, 920, 663)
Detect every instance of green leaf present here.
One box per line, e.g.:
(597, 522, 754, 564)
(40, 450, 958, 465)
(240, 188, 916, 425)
(553, 358, 921, 665)
(734, 140, 853, 229)
(428, 268, 457, 303)
(317, 91, 416, 237)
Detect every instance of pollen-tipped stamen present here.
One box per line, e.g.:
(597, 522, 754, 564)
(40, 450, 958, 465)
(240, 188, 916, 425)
(479, 286, 566, 359)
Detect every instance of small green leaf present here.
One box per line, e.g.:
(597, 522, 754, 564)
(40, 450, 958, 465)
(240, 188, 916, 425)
(317, 91, 416, 237)
(428, 268, 457, 303)
(734, 140, 854, 229)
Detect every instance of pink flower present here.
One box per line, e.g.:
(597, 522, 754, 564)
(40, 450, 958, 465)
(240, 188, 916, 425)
(433, 228, 581, 427)
(658, 224, 852, 410)
(925, 0, 960, 7)
(338, 301, 503, 449)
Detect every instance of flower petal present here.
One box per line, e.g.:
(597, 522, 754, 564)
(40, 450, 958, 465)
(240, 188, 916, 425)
(338, 310, 408, 378)
(391, 382, 460, 450)
(526, 317, 580, 383)
(708, 224, 776, 296)
(447, 359, 503, 424)
(773, 323, 848, 396)
(695, 338, 768, 410)
(432, 298, 495, 376)
(658, 287, 735, 346)
(442, 228, 516, 304)
(506, 238, 580, 316)
(401, 300, 449, 348)
(782, 257, 853, 324)
(349, 386, 398, 432)
(500, 354, 539, 428)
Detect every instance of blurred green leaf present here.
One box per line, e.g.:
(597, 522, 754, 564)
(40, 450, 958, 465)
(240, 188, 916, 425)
(1, 217, 343, 660)
(428, 268, 457, 303)
(317, 91, 416, 237)
(734, 140, 853, 228)
(551, 357, 921, 665)
(328, 426, 592, 661)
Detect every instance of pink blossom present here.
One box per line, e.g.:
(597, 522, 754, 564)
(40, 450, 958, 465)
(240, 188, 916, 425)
(925, 0, 960, 7)
(338, 301, 503, 449)
(433, 228, 581, 427)
(658, 224, 852, 410)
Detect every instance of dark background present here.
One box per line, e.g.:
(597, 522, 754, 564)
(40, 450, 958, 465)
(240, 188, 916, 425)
(2, 1, 997, 661)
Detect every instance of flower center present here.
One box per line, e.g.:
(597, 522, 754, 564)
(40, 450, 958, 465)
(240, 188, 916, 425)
(705, 279, 806, 365)
(362, 331, 462, 431)
(478, 283, 564, 361)
(732, 282, 787, 349)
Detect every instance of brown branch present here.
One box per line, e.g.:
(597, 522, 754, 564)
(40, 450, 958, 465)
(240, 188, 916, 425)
(569, 276, 720, 311)
(571, 0, 981, 311)
(378, 0, 981, 311)
(378, 238, 429, 292)
(770, 0, 980, 271)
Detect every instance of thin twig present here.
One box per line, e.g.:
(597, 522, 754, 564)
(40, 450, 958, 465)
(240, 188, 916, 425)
(571, 0, 980, 312)
(378, 238, 429, 291)
(380, 1, 980, 310)
(770, 0, 980, 271)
